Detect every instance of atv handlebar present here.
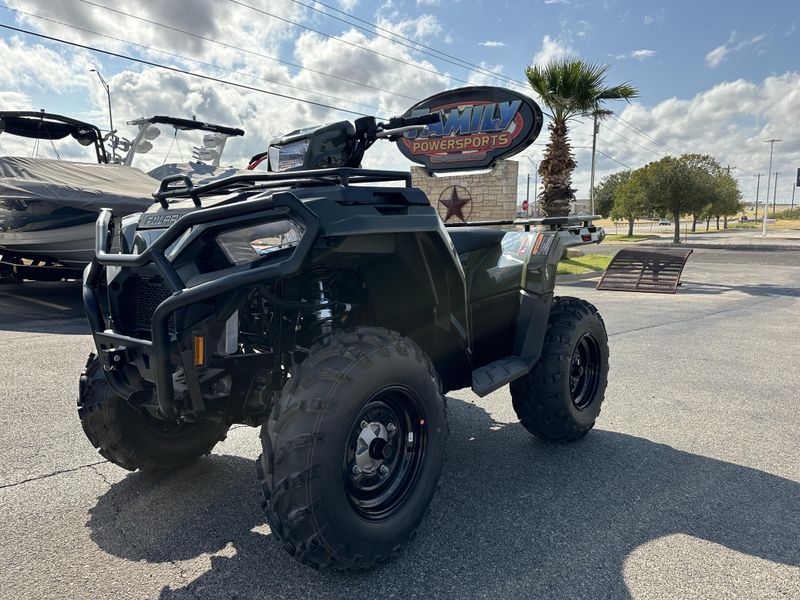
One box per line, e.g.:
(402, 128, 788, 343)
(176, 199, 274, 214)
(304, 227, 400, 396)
(385, 113, 440, 129)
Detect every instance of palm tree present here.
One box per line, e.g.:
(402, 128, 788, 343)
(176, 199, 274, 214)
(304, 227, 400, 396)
(525, 59, 639, 216)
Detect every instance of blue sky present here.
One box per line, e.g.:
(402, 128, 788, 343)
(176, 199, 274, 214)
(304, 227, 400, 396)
(0, 0, 798, 202)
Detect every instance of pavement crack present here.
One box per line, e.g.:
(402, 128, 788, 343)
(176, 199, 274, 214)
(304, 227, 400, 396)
(0, 459, 108, 489)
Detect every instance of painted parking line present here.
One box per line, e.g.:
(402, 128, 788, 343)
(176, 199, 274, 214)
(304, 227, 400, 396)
(0, 291, 72, 311)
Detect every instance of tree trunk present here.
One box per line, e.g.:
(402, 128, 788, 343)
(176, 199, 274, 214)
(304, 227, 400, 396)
(716, 216, 720, 230)
(538, 120, 577, 218)
(705, 218, 710, 231)
(673, 214, 681, 244)
(691, 216, 697, 232)
(627, 218, 634, 237)
(724, 216, 728, 229)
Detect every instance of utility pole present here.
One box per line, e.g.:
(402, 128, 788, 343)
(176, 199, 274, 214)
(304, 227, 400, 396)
(772, 172, 780, 216)
(791, 180, 796, 211)
(762, 139, 781, 236)
(90, 68, 114, 161)
(588, 109, 612, 216)
(753, 173, 762, 220)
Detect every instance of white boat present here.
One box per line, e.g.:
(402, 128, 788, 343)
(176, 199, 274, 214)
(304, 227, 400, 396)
(0, 111, 244, 281)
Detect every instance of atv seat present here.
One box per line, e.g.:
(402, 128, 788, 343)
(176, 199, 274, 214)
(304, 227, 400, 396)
(447, 227, 506, 255)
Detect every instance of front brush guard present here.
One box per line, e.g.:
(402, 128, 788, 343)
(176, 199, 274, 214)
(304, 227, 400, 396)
(83, 191, 320, 420)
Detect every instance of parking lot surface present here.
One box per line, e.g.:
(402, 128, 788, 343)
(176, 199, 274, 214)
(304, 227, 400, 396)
(0, 248, 798, 599)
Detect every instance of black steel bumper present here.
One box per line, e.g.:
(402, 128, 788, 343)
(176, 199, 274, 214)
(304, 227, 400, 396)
(83, 191, 320, 419)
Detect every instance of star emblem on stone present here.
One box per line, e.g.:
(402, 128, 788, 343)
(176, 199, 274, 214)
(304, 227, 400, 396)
(439, 186, 471, 222)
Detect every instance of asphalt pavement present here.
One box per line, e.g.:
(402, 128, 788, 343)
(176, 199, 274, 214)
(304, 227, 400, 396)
(0, 248, 798, 599)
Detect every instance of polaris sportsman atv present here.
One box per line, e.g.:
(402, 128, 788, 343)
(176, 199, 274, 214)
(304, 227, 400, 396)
(78, 87, 609, 571)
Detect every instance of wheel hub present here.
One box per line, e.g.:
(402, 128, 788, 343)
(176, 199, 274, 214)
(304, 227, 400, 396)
(569, 333, 601, 410)
(343, 389, 428, 521)
(355, 421, 391, 474)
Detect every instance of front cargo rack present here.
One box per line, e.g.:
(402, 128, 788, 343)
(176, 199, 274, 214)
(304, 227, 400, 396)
(153, 168, 413, 208)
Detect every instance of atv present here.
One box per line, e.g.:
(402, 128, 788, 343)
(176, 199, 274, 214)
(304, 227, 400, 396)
(78, 86, 608, 571)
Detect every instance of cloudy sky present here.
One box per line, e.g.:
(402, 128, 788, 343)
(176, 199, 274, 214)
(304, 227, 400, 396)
(0, 0, 798, 205)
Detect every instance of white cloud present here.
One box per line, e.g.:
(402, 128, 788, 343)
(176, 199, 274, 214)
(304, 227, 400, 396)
(643, 10, 664, 26)
(630, 49, 657, 60)
(478, 41, 507, 48)
(544, 0, 571, 5)
(563, 73, 800, 204)
(705, 31, 767, 68)
(531, 35, 575, 67)
(575, 20, 592, 37)
(705, 45, 729, 68)
(416, 0, 440, 5)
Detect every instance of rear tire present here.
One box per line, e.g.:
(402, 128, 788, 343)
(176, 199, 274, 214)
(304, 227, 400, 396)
(257, 327, 447, 571)
(78, 354, 229, 471)
(510, 297, 609, 442)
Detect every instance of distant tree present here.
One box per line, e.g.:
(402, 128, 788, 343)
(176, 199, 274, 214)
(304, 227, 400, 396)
(592, 171, 631, 218)
(711, 173, 743, 229)
(678, 154, 719, 232)
(525, 59, 638, 217)
(612, 169, 649, 236)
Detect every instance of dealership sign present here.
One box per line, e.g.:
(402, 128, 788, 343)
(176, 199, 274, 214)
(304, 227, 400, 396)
(397, 86, 543, 173)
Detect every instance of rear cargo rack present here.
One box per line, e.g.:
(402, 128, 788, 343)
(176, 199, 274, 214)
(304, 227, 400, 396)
(444, 215, 601, 232)
(153, 167, 413, 207)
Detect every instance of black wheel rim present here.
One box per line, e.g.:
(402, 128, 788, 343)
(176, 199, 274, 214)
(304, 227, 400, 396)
(569, 333, 601, 410)
(343, 386, 427, 521)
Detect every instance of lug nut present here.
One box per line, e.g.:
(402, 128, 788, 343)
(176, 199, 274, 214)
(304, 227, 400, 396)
(387, 422, 396, 433)
(379, 465, 389, 475)
(360, 420, 369, 430)
(352, 465, 361, 474)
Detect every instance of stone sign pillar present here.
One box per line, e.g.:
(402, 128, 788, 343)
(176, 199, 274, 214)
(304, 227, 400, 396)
(410, 159, 519, 223)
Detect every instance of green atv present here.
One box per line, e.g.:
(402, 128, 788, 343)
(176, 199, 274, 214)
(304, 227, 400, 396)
(78, 86, 608, 570)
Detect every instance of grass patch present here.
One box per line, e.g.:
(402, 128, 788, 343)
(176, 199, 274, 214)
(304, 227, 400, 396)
(557, 254, 613, 275)
(603, 234, 658, 242)
(773, 208, 800, 220)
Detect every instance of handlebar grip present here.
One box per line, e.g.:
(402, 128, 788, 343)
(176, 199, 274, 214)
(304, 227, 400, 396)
(387, 113, 441, 129)
(403, 113, 440, 126)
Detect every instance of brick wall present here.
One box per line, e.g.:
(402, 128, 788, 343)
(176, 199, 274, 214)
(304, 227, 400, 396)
(410, 159, 519, 223)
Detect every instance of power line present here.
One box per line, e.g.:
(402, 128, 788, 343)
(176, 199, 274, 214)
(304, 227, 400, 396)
(229, 0, 476, 86)
(602, 125, 668, 158)
(610, 114, 681, 154)
(531, 143, 633, 170)
(76, 0, 418, 102)
(1, 3, 390, 116)
(0, 23, 379, 117)
(286, 0, 528, 89)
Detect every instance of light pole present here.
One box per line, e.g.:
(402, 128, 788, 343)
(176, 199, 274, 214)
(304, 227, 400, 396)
(772, 172, 780, 217)
(762, 139, 781, 236)
(524, 156, 539, 218)
(90, 68, 114, 161)
(753, 173, 762, 220)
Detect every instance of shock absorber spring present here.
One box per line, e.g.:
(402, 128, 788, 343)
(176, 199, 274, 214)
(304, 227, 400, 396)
(305, 269, 336, 344)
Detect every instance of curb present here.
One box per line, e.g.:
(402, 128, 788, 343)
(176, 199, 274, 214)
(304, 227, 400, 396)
(638, 242, 800, 252)
(557, 271, 603, 283)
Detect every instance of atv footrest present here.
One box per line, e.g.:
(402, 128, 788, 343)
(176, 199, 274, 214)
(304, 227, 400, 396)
(471, 356, 529, 397)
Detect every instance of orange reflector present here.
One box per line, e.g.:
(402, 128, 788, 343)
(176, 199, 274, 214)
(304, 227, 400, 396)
(193, 335, 205, 367)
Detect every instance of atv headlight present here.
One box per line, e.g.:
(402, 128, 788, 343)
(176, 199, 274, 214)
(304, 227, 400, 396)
(268, 139, 310, 172)
(216, 218, 305, 265)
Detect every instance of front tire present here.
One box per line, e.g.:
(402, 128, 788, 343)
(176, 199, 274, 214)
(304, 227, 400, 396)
(510, 297, 609, 441)
(257, 327, 447, 571)
(78, 355, 229, 471)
